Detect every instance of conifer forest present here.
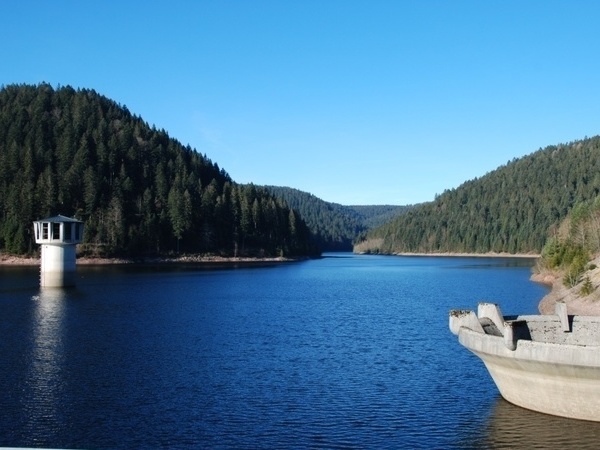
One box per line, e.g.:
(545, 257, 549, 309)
(0, 84, 317, 257)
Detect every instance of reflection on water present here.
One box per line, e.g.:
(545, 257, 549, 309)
(480, 396, 600, 448)
(23, 288, 67, 439)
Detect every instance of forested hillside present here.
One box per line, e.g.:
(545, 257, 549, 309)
(357, 137, 600, 255)
(347, 204, 414, 230)
(0, 83, 317, 257)
(263, 186, 365, 250)
(264, 186, 409, 250)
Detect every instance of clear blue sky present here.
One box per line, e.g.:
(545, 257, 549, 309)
(2, 1, 600, 205)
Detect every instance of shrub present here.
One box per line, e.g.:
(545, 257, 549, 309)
(580, 276, 595, 296)
(563, 252, 589, 288)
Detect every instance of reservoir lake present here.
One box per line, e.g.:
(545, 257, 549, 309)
(2, 253, 600, 448)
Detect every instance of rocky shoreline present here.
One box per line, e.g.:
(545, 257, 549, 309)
(2, 251, 537, 266)
(533, 255, 600, 316)
(394, 252, 540, 258)
(0, 253, 298, 266)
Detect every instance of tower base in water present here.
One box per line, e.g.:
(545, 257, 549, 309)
(40, 244, 77, 287)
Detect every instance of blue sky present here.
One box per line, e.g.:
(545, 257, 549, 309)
(2, 1, 600, 205)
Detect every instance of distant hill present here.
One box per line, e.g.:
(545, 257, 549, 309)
(0, 83, 317, 257)
(356, 137, 600, 255)
(346, 204, 414, 230)
(263, 186, 411, 250)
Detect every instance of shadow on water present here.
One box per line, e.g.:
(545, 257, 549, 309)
(77, 260, 291, 277)
(322, 253, 354, 259)
(451, 258, 539, 270)
(465, 396, 600, 448)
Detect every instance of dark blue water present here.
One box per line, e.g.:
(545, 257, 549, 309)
(2, 253, 599, 448)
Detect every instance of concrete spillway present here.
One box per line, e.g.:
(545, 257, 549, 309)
(450, 302, 600, 422)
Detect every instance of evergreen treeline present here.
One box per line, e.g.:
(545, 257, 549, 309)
(358, 137, 600, 254)
(263, 186, 365, 250)
(0, 83, 317, 257)
(347, 204, 414, 230)
(264, 186, 410, 251)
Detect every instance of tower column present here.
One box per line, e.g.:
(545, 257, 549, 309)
(40, 244, 77, 287)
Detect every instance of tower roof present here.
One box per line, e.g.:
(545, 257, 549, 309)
(34, 214, 83, 223)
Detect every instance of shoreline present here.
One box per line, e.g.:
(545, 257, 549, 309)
(1, 251, 540, 266)
(392, 252, 539, 258)
(0, 254, 302, 266)
(534, 255, 600, 316)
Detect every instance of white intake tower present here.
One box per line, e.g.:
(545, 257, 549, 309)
(33, 215, 84, 287)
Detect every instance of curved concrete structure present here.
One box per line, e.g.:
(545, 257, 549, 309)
(450, 302, 600, 422)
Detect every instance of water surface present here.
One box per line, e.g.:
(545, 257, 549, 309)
(2, 253, 598, 448)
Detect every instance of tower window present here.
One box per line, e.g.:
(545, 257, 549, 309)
(64, 223, 72, 241)
(52, 223, 61, 240)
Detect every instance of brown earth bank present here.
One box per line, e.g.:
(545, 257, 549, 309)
(393, 252, 540, 258)
(6, 250, 538, 265)
(0, 253, 302, 266)
(534, 255, 600, 316)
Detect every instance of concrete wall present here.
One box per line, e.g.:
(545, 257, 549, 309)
(40, 244, 77, 287)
